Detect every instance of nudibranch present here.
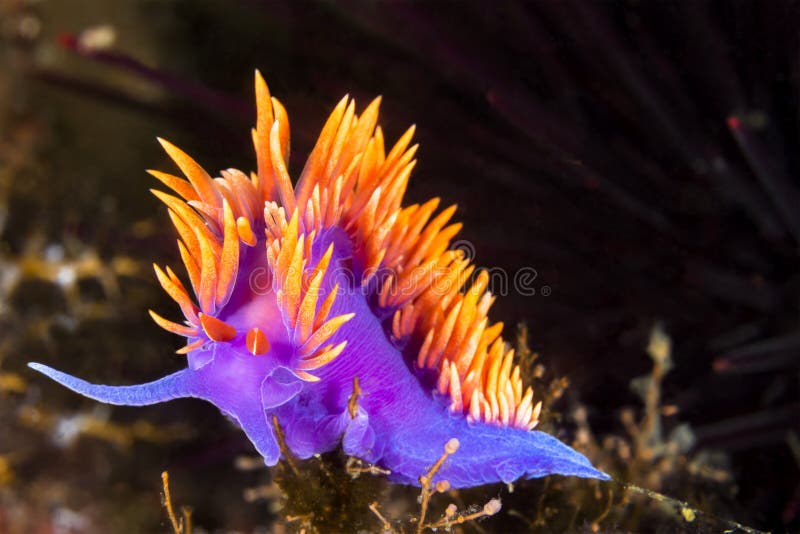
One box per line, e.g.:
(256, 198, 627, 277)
(30, 72, 608, 488)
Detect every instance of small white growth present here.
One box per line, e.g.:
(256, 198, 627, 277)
(55, 265, 76, 287)
(53, 314, 78, 332)
(53, 415, 86, 448)
(52, 507, 91, 534)
(444, 437, 460, 455)
(484, 498, 502, 515)
(52, 406, 111, 448)
(77, 24, 117, 51)
(0, 263, 20, 303)
(44, 244, 64, 263)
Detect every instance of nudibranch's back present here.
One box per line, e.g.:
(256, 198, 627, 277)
(29, 71, 608, 488)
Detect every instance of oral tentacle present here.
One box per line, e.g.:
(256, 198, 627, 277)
(27, 363, 196, 406)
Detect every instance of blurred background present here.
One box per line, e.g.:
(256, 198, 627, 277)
(1, 1, 798, 532)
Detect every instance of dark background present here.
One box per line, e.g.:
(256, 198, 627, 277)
(1, 1, 798, 532)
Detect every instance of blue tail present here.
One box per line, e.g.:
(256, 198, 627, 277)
(365, 405, 610, 487)
(28, 362, 195, 406)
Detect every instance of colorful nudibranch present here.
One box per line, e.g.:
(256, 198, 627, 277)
(29, 72, 608, 488)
